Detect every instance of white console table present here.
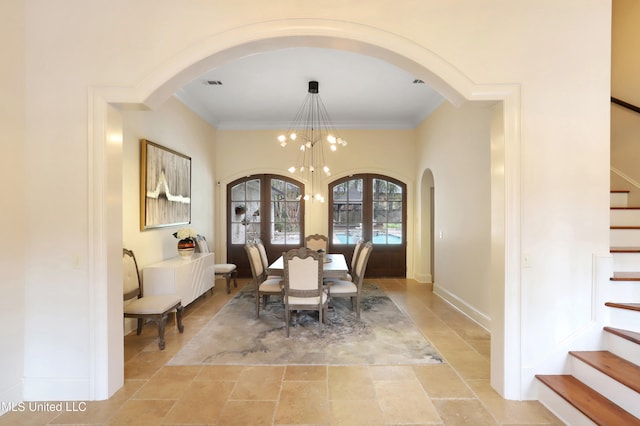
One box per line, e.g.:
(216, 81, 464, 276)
(142, 253, 215, 307)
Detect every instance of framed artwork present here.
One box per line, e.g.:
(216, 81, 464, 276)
(140, 139, 192, 230)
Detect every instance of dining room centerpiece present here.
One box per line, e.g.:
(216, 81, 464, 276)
(173, 227, 198, 259)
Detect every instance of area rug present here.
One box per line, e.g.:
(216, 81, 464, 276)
(169, 283, 443, 366)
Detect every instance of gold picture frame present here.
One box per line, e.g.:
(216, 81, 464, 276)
(140, 139, 192, 230)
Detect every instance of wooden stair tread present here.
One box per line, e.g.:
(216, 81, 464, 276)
(604, 326, 640, 345)
(611, 206, 640, 210)
(611, 226, 640, 229)
(536, 375, 640, 425)
(611, 190, 631, 193)
(569, 350, 640, 393)
(605, 302, 640, 311)
(611, 272, 640, 281)
(610, 247, 640, 253)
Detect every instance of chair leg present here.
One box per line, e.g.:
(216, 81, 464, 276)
(285, 307, 290, 338)
(225, 274, 231, 294)
(256, 290, 260, 319)
(136, 318, 144, 335)
(176, 305, 184, 333)
(156, 316, 167, 350)
(232, 269, 238, 288)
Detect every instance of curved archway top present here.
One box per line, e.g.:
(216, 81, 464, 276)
(137, 19, 479, 110)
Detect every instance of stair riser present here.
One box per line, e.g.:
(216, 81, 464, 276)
(608, 283, 640, 304)
(611, 208, 640, 225)
(609, 307, 640, 334)
(611, 193, 629, 208)
(606, 332, 640, 366)
(570, 357, 640, 418)
(537, 384, 598, 426)
(612, 252, 640, 272)
(610, 229, 640, 246)
(611, 209, 640, 226)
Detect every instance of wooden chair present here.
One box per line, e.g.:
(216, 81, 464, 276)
(325, 241, 373, 319)
(245, 242, 283, 318)
(283, 247, 328, 337)
(122, 248, 184, 350)
(304, 234, 329, 252)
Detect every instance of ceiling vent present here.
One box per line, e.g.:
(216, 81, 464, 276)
(413, 79, 425, 84)
(203, 80, 223, 85)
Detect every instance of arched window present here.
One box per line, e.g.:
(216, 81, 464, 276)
(329, 174, 406, 277)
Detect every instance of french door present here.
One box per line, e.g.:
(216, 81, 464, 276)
(329, 174, 406, 277)
(227, 175, 305, 277)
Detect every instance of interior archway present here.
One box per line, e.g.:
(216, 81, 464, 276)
(418, 169, 435, 284)
(91, 19, 521, 400)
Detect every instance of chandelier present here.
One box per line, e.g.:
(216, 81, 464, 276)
(277, 81, 347, 202)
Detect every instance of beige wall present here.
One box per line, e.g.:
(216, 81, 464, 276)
(122, 97, 217, 268)
(0, 0, 26, 406)
(214, 129, 416, 265)
(0, 0, 611, 404)
(416, 102, 492, 328)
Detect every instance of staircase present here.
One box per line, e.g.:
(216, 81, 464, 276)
(536, 190, 640, 425)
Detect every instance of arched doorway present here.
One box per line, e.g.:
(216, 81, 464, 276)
(419, 169, 435, 284)
(91, 20, 520, 399)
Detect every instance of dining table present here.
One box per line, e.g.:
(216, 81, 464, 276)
(267, 253, 349, 278)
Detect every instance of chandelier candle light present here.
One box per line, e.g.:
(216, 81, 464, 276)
(278, 81, 347, 202)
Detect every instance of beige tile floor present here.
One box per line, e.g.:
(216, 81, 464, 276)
(0, 278, 562, 425)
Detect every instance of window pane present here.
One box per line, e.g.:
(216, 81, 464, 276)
(231, 222, 246, 244)
(246, 179, 260, 200)
(286, 182, 301, 201)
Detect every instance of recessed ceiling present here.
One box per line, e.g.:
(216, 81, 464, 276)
(175, 47, 444, 130)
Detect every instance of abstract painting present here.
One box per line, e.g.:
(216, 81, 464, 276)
(140, 139, 191, 230)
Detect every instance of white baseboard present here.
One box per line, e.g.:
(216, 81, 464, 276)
(413, 273, 432, 284)
(432, 284, 491, 331)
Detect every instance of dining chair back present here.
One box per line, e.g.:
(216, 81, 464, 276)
(245, 242, 282, 318)
(304, 234, 328, 252)
(325, 241, 373, 319)
(283, 247, 328, 337)
(122, 248, 184, 350)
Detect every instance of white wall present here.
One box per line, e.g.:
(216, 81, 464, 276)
(416, 102, 492, 327)
(0, 0, 26, 409)
(122, 97, 217, 268)
(1, 0, 611, 402)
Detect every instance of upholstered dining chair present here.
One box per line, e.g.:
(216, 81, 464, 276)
(333, 238, 365, 283)
(245, 242, 283, 318)
(122, 248, 184, 350)
(254, 238, 280, 280)
(195, 234, 238, 294)
(304, 233, 329, 252)
(283, 247, 328, 337)
(325, 241, 373, 319)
